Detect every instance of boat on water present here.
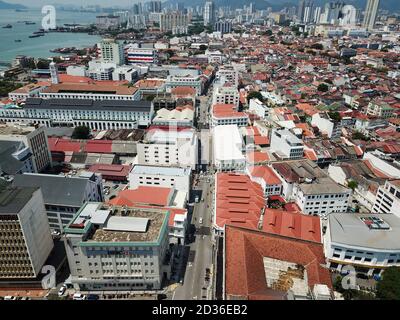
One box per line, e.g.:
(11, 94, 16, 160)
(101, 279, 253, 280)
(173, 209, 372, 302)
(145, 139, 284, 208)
(25, 21, 36, 25)
(2, 24, 12, 29)
(14, 40, 22, 42)
(29, 34, 41, 38)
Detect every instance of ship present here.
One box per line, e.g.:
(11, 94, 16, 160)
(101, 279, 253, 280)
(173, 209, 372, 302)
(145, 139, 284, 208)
(14, 40, 22, 42)
(29, 34, 41, 38)
(25, 21, 36, 25)
(2, 24, 12, 29)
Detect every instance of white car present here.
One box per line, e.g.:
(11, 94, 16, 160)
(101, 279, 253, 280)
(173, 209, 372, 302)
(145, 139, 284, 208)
(199, 218, 203, 224)
(58, 286, 66, 297)
(4, 296, 17, 300)
(73, 293, 86, 300)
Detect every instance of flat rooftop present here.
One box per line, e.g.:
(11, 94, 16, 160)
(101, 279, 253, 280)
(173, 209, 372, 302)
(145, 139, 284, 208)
(66, 203, 168, 244)
(0, 124, 37, 136)
(328, 213, 400, 250)
(90, 207, 166, 243)
(213, 125, 245, 161)
(130, 165, 191, 177)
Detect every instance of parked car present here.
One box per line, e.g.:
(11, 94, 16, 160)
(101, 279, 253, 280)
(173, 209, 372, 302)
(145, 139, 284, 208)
(199, 217, 203, 224)
(4, 296, 17, 300)
(58, 285, 66, 297)
(86, 294, 99, 300)
(73, 293, 86, 300)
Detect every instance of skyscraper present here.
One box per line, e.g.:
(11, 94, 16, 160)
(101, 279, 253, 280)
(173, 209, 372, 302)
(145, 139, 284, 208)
(298, 0, 306, 22)
(204, 1, 216, 26)
(363, 0, 380, 30)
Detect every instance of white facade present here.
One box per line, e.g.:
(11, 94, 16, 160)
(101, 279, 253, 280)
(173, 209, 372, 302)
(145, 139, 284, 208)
(0, 124, 52, 173)
(64, 203, 170, 291)
(0, 99, 152, 130)
(98, 39, 125, 66)
(165, 75, 203, 95)
(270, 129, 304, 160)
(129, 165, 191, 198)
(212, 85, 240, 107)
(216, 66, 239, 87)
(324, 213, 400, 276)
(249, 98, 269, 119)
(372, 180, 400, 217)
(311, 113, 343, 139)
(294, 179, 351, 217)
(136, 129, 198, 170)
(0, 187, 53, 279)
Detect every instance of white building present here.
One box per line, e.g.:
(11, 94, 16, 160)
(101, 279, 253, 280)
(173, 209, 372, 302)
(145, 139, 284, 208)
(324, 213, 400, 276)
(64, 203, 171, 291)
(0, 98, 152, 130)
(159, 12, 189, 34)
(0, 185, 54, 279)
(270, 129, 304, 160)
(129, 165, 191, 198)
(311, 112, 343, 139)
(212, 125, 246, 172)
(165, 75, 203, 95)
(204, 1, 216, 26)
(249, 98, 269, 119)
(372, 180, 400, 217)
(0, 124, 52, 173)
(294, 177, 351, 217)
(212, 85, 240, 107)
(136, 128, 198, 170)
(216, 65, 239, 87)
(210, 104, 248, 127)
(98, 38, 125, 66)
(152, 108, 194, 127)
(127, 48, 157, 65)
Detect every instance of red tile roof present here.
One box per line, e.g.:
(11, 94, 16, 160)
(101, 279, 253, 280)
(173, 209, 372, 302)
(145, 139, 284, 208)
(249, 166, 282, 185)
(224, 225, 332, 300)
(108, 186, 172, 207)
(84, 140, 113, 153)
(215, 173, 265, 230)
(212, 104, 247, 118)
(88, 164, 131, 178)
(48, 137, 82, 153)
(262, 209, 321, 243)
(246, 151, 270, 163)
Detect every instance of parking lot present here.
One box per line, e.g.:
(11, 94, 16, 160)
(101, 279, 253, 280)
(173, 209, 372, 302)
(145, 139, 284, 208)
(103, 181, 128, 201)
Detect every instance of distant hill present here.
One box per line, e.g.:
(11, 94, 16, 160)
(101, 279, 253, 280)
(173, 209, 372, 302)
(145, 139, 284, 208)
(0, 1, 27, 9)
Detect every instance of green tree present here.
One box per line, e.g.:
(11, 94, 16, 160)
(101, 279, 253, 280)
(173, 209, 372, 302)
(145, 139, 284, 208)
(318, 83, 329, 92)
(347, 180, 358, 191)
(247, 91, 263, 103)
(72, 126, 90, 140)
(352, 131, 370, 141)
(328, 111, 341, 122)
(376, 267, 400, 300)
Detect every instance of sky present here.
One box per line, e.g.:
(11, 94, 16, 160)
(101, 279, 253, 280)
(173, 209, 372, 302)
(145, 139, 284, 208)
(5, 0, 142, 7)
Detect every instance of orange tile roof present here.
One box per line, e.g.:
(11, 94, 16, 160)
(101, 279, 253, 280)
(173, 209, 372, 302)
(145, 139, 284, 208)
(43, 82, 137, 95)
(249, 166, 282, 185)
(246, 151, 270, 163)
(108, 187, 172, 207)
(171, 86, 197, 96)
(215, 173, 265, 230)
(212, 104, 248, 118)
(224, 225, 332, 300)
(262, 209, 321, 243)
